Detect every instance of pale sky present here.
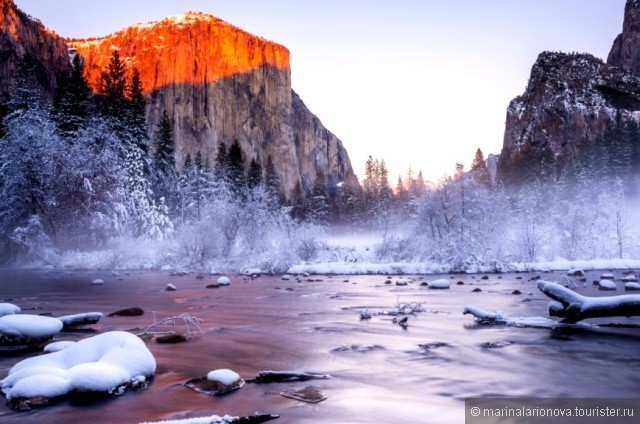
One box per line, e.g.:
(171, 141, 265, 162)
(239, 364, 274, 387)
(13, 0, 626, 184)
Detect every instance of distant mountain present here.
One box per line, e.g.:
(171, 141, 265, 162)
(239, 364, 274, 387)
(0, 2, 357, 196)
(497, 0, 640, 185)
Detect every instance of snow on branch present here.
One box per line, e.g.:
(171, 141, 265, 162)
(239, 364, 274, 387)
(537, 280, 640, 324)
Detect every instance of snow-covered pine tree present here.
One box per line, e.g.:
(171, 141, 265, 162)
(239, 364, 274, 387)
(153, 111, 179, 216)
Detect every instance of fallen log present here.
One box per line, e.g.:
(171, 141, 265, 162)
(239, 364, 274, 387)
(538, 280, 640, 324)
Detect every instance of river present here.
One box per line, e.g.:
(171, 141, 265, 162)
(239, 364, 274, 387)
(1, 269, 639, 423)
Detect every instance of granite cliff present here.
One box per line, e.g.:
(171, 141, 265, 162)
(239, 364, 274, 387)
(497, 0, 640, 184)
(0, 0, 70, 100)
(68, 12, 357, 196)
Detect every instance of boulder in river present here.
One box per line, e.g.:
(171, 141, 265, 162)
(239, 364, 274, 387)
(107, 307, 145, 317)
(185, 369, 245, 395)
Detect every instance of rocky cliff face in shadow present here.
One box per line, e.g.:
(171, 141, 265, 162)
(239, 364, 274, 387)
(69, 12, 357, 196)
(497, 0, 640, 184)
(0, 0, 70, 100)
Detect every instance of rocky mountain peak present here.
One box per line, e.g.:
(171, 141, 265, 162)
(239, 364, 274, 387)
(65, 9, 354, 196)
(497, 1, 640, 185)
(608, 0, 640, 75)
(0, 0, 70, 99)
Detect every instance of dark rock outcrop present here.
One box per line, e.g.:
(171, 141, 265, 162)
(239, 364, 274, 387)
(608, 0, 640, 74)
(0, 0, 70, 100)
(497, 1, 640, 183)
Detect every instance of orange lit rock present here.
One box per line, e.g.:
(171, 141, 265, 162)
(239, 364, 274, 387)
(69, 12, 290, 94)
(69, 12, 356, 194)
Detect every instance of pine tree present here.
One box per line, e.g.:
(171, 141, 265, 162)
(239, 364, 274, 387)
(264, 155, 281, 202)
(183, 153, 192, 171)
(247, 158, 262, 189)
(306, 170, 330, 224)
(195, 151, 204, 170)
(52, 54, 91, 137)
(153, 111, 175, 174)
(153, 111, 178, 214)
(126, 67, 148, 153)
(227, 139, 246, 195)
(214, 142, 230, 185)
(102, 50, 128, 122)
(470, 148, 491, 186)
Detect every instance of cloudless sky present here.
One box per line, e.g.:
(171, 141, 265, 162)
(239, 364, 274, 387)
(13, 0, 626, 183)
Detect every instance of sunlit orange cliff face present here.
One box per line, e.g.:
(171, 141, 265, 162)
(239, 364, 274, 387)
(69, 12, 290, 94)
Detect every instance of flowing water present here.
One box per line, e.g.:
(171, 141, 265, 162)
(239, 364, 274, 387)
(1, 269, 640, 424)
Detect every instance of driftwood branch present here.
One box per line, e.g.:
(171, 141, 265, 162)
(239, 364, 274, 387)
(538, 280, 640, 324)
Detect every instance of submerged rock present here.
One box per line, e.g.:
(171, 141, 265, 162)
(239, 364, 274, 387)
(482, 340, 513, 349)
(155, 333, 187, 344)
(107, 307, 145, 317)
(280, 386, 327, 403)
(249, 371, 331, 384)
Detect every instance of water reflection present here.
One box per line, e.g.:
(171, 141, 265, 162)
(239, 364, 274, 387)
(0, 270, 639, 423)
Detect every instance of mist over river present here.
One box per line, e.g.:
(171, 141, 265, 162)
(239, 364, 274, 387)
(1, 269, 639, 424)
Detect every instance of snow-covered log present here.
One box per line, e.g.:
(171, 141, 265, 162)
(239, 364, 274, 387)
(538, 280, 640, 323)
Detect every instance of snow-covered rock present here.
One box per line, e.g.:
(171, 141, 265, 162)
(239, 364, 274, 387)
(622, 275, 639, 282)
(91, 279, 105, 285)
(281, 274, 291, 281)
(166, 283, 177, 291)
(207, 369, 241, 386)
(244, 268, 262, 276)
(217, 276, 231, 286)
(0, 315, 63, 339)
(57, 312, 103, 329)
(428, 279, 450, 289)
(185, 369, 245, 396)
(567, 268, 585, 277)
(600, 274, 615, 281)
(1, 331, 156, 403)
(598, 280, 617, 290)
(625, 282, 640, 291)
(44, 341, 76, 353)
(0, 303, 20, 317)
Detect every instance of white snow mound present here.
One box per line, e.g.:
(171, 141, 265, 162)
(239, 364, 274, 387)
(1, 331, 156, 400)
(207, 369, 240, 385)
(598, 280, 617, 290)
(217, 276, 231, 286)
(0, 303, 20, 317)
(0, 314, 63, 338)
(428, 279, 451, 289)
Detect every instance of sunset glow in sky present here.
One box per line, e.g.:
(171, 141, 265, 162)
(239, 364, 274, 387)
(13, 0, 626, 183)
